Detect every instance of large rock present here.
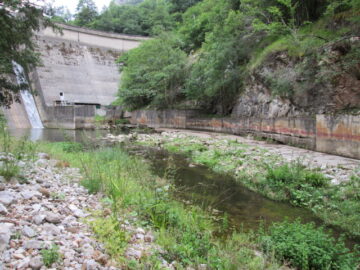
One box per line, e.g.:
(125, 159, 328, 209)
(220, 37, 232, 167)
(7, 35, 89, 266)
(0, 223, 14, 252)
(45, 212, 62, 224)
(29, 256, 44, 270)
(0, 203, 8, 215)
(42, 223, 61, 236)
(32, 214, 46, 225)
(68, 204, 85, 218)
(0, 191, 15, 206)
(24, 240, 43, 250)
(22, 226, 37, 238)
(20, 190, 41, 200)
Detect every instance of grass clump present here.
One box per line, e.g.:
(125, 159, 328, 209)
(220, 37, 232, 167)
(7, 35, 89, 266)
(39, 142, 282, 269)
(41, 244, 61, 267)
(263, 161, 329, 206)
(58, 141, 84, 153)
(137, 135, 360, 237)
(87, 215, 129, 261)
(0, 119, 37, 181)
(260, 219, 359, 270)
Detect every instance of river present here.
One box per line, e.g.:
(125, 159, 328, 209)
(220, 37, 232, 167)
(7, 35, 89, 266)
(8, 128, 359, 247)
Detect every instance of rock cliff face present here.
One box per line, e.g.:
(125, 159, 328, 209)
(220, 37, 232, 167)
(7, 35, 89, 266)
(232, 37, 360, 119)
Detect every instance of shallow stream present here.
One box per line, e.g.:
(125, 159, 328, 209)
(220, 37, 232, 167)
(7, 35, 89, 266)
(9, 128, 359, 247)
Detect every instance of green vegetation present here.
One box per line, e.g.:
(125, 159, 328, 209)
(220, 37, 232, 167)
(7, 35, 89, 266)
(38, 141, 359, 269)
(0, 1, 55, 107)
(39, 142, 284, 268)
(87, 215, 129, 262)
(112, 0, 359, 112)
(137, 134, 360, 237)
(115, 33, 187, 109)
(41, 244, 61, 267)
(260, 219, 358, 270)
(0, 118, 36, 181)
(44, 0, 359, 113)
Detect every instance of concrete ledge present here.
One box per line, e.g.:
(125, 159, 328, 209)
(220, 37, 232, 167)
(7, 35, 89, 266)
(130, 110, 360, 159)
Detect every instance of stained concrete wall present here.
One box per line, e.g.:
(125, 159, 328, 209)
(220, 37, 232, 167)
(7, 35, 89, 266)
(316, 114, 360, 159)
(34, 24, 147, 107)
(26, 24, 147, 129)
(130, 110, 360, 159)
(40, 24, 147, 51)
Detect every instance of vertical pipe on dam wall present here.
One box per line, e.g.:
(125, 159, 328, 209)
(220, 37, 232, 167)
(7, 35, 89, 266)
(130, 110, 360, 159)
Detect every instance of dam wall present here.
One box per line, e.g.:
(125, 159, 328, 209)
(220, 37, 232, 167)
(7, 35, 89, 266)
(3, 24, 147, 129)
(130, 110, 360, 159)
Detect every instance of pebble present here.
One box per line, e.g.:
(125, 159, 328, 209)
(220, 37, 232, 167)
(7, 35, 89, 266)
(45, 212, 62, 224)
(0, 191, 15, 205)
(38, 188, 50, 198)
(33, 215, 45, 225)
(0, 202, 8, 215)
(29, 256, 43, 270)
(0, 223, 14, 252)
(24, 240, 43, 250)
(0, 155, 170, 270)
(22, 226, 37, 238)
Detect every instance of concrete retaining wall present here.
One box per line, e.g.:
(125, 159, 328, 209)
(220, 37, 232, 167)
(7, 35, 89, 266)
(130, 110, 360, 159)
(42, 105, 96, 129)
(316, 114, 360, 159)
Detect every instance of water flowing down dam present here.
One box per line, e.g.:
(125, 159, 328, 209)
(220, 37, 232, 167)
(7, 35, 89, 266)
(3, 24, 147, 130)
(12, 61, 44, 129)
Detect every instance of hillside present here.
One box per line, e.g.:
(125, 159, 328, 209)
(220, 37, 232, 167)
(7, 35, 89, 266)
(52, 0, 360, 116)
(110, 0, 360, 116)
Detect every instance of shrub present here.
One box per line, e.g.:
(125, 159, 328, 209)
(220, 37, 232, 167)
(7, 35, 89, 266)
(41, 244, 60, 267)
(265, 161, 329, 189)
(59, 142, 84, 153)
(260, 219, 359, 270)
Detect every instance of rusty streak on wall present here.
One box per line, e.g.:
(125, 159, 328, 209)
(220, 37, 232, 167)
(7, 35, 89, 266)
(316, 114, 360, 159)
(130, 110, 360, 160)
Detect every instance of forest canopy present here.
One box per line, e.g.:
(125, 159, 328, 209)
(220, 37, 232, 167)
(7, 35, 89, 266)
(51, 0, 360, 114)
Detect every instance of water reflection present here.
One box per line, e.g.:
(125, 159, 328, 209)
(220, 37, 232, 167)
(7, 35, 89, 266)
(8, 128, 110, 142)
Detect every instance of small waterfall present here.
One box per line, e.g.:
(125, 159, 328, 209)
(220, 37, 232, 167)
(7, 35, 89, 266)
(12, 61, 44, 128)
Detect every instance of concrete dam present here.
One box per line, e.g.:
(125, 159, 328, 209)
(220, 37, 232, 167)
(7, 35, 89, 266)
(3, 23, 147, 129)
(2, 24, 359, 159)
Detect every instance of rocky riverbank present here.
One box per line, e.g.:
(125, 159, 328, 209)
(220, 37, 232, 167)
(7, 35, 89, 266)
(104, 129, 360, 237)
(106, 130, 360, 185)
(0, 153, 165, 270)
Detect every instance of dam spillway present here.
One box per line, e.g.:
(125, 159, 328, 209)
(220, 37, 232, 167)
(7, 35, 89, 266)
(12, 61, 43, 129)
(3, 24, 147, 129)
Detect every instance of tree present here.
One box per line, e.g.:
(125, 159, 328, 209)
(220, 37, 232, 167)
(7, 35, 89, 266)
(74, 0, 98, 27)
(168, 0, 202, 14)
(117, 33, 187, 109)
(0, 0, 53, 107)
(44, 3, 73, 23)
(90, 0, 174, 36)
(185, 10, 251, 114)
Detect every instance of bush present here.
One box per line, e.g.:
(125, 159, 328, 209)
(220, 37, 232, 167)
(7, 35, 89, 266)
(265, 161, 329, 188)
(260, 219, 359, 270)
(41, 244, 60, 267)
(117, 33, 187, 110)
(59, 142, 84, 153)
